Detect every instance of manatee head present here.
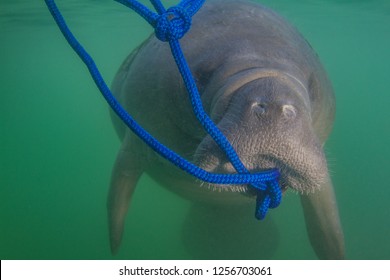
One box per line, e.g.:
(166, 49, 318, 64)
(194, 71, 328, 194)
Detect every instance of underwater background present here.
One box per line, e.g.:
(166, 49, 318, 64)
(1, 0, 389, 260)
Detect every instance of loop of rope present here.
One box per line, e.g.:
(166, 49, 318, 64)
(44, 0, 283, 219)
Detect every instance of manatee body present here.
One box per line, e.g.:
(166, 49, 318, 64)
(108, 0, 344, 259)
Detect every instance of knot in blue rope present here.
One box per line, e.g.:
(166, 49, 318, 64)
(154, 6, 191, 41)
(254, 180, 282, 219)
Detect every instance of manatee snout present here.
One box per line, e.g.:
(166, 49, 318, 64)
(194, 74, 328, 194)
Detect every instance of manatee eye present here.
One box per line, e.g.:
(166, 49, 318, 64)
(282, 105, 297, 119)
(252, 102, 267, 116)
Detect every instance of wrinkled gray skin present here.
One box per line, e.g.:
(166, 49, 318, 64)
(108, 0, 344, 259)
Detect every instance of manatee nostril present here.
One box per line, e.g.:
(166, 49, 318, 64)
(282, 105, 297, 119)
(252, 102, 267, 116)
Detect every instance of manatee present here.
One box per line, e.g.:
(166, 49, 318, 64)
(107, 0, 345, 259)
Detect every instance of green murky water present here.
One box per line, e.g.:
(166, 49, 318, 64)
(1, 0, 389, 260)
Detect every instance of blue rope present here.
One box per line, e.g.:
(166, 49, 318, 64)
(44, 0, 282, 220)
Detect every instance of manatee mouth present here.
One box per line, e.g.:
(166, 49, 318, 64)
(265, 156, 321, 194)
(193, 153, 326, 195)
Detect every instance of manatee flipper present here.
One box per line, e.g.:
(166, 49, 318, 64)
(107, 137, 144, 255)
(300, 177, 345, 259)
